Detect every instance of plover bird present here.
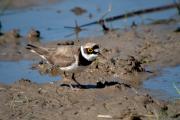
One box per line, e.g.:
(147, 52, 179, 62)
(26, 42, 100, 88)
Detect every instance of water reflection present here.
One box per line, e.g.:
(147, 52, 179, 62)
(0, 60, 60, 84)
(143, 66, 180, 100)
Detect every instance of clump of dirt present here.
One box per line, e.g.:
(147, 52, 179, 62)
(70, 6, 87, 16)
(57, 41, 74, 45)
(0, 29, 21, 45)
(27, 28, 41, 42)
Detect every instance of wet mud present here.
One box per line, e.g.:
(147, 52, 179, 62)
(0, 19, 180, 119)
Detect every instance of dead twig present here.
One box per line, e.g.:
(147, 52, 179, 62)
(80, 3, 180, 27)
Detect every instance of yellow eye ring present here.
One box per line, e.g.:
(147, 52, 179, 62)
(87, 48, 93, 53)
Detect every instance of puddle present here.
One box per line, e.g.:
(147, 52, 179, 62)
(143, 66, 180, 100)
(1, 0, 178, 41)
(0, 60, 60, 84)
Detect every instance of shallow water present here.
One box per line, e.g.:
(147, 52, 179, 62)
(0, 61, 180, 101)
(1, 0, 178, 41)
(0, 60, 60, 84)
(143, 66, 180, 100)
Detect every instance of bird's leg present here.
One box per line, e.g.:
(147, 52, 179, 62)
(62, 71, 70, 82)
(61, 72, 84, 90)
(71, 73, 84, 88)
(61, 71, 75, 89)
(63, 71, 67, 77)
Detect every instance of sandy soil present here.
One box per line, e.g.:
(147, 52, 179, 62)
(0, 20, 180, 120)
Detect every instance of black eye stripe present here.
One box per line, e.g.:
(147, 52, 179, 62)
(92, 45, 99, 49)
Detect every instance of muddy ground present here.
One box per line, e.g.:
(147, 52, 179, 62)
(0, 20, 180, 120)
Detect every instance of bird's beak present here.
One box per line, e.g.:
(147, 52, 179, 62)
(98, 52, 107, 60)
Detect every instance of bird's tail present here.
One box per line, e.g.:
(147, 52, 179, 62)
(26, 44, 49, 60)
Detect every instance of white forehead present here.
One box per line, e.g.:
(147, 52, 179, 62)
(83, 42, 98, 48)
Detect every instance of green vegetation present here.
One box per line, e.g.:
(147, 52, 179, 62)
(173, 82, 180, 95)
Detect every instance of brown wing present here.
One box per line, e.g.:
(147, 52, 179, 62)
(47, 46, 79, 67)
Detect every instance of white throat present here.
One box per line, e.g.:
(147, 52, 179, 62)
(80, 46, 98, 61)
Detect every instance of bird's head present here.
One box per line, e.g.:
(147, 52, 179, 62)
(80, 42, 100, 61)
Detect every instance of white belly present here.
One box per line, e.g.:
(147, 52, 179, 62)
(60, 63, 87, 72)
(60, 61, 78, 71)
(59, 55, 85, 72)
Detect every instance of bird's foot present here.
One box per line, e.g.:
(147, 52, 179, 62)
(69, 84, 81, 91)
(70, 84, 86, 90)
(60, 78, 84, 90)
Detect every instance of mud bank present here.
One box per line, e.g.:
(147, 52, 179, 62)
(0, 21, 180, 119)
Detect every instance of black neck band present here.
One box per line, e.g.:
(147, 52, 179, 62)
(78, 50, 93, 66)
